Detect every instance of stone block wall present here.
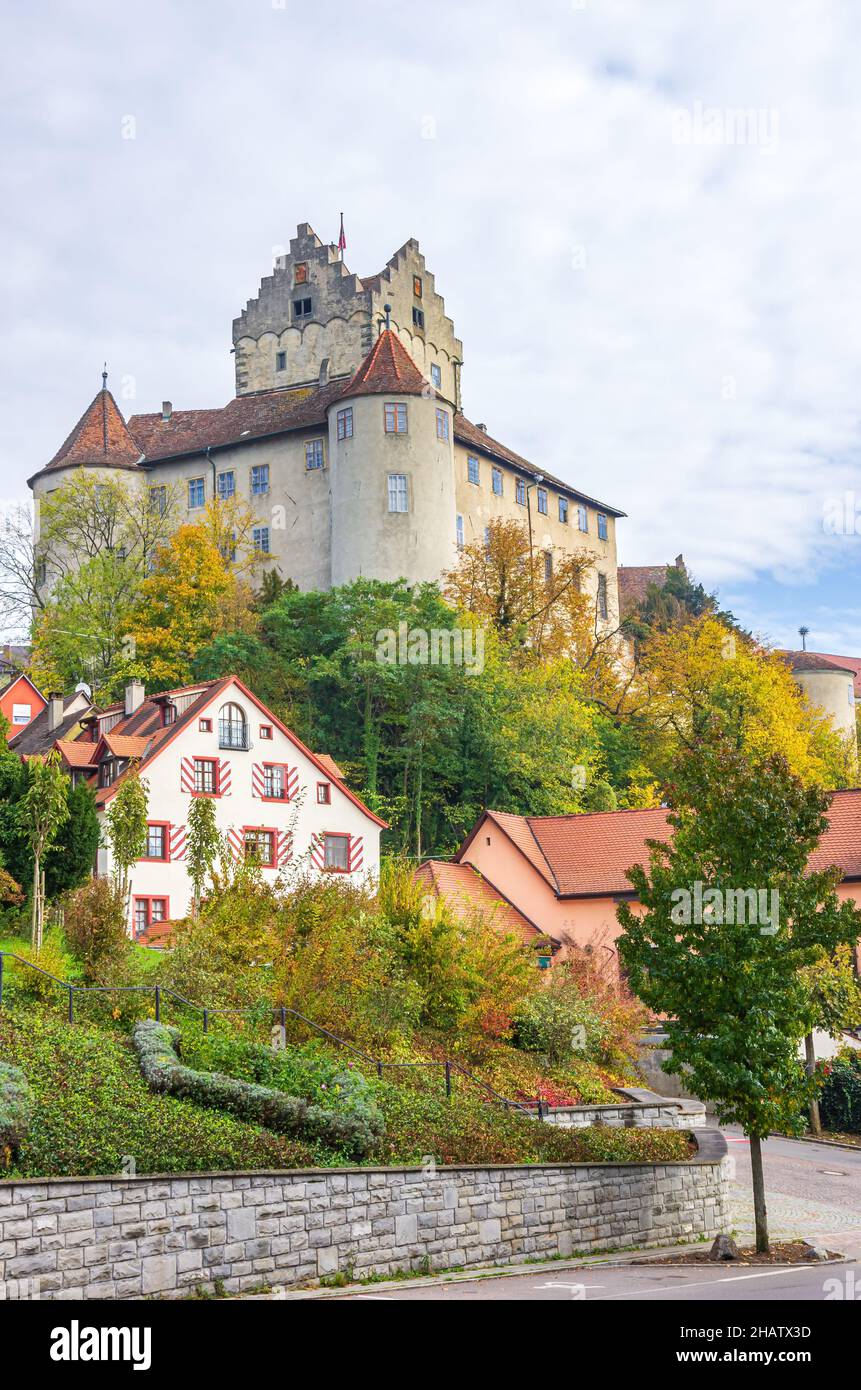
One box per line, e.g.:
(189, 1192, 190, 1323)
(0, 1132, 728, 1300)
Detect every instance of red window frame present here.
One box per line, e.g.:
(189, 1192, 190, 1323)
(259, 724, 273, 740)
(192, 757, 221, 798)
(133, 896, 170, 935)
(261, 763, 291, 802)
(242, 826, 277, 868)
(322, 831, 351, 874)
(384, 402, 407, 434)
(199, 717, 212, 732)
(316, 783, 331, 805)
(141, 821, 171, 862)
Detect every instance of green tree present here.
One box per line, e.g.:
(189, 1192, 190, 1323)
(104, 768, 149, 910)
(186, 796, 221, 916)
(618, 728, 861, 1252)
(800, 945, 861, 1134)
(45, 781, 101, 897)
(20, 753, 70, 949)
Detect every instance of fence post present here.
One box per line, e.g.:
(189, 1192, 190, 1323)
(68, 986, 74, 1025)
(203, 1009, 209, 1035)
(444, 1061, 452, 1099)
(155, 986, 161, 1022)
(377, 1061, 383, 1079)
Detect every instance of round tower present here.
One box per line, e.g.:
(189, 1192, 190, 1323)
(328, 328, 457, 586)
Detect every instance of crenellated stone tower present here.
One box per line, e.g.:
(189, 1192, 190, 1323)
(232, 223, 464, 408)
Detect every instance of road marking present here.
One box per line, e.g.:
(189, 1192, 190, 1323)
(535, 1282, 605, 1291)
(598, 1266, 816, 1298)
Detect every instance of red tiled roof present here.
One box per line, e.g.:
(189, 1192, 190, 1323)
(779, 650, 859, 677)
(103, 733, 154, 759)
(343, 328, 429, 398)
(414, 859, 552, 945)
(35, 389, 143, 483)
(462, 791, 861, 898)
(314, 753, 344, 780)
(811, 653, 861, 696)
(128, 382, 345, 463)
(453, 415, 625, 518)
(54, 738, 98, 769)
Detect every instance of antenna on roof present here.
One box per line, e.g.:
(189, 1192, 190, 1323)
(798, 625, 810, 651)
(102, 362, 108, 390)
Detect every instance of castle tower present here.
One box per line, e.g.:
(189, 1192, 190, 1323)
(328, 329, 458, 586)
(232, 224, 463, 408)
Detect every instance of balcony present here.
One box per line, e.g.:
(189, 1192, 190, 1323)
(218, 721, 251, 751)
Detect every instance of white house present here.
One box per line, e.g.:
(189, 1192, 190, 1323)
(53, 675, 386, 938)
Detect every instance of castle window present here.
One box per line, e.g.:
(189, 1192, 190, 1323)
(467, 456, 479, 485)
(536, 487, 548, 515)
(188, 477, 205, 510)
(492, 466, 503, 497)
(293, 297, 312, 319)
(275, 351, 286, 371)
(149, 485, 167, 515)
(217, 470, 235, 500)
(413, 307, 425, 331)
(35, 558, 47, 587)
(387, 473, 409, 513)
(456, 514, 464, 549)
(305, 439, 325, 470)
(413, 275, 423, 298)
(430, 363, 441, 389)
(559, 497, 569, 524)
(597, 513, 608, 540)
(384, 403, 408, 434)
(251, 464, 269, 495)
(484, 526, 491, 549)
(578, 504, 588, 532)
(337, 407, 353, 441)
(516, 478, 526, 505)
(544, 552, 553, 584)
(253, 526, 271, 554)
(435, 409, 450, 441)
(597, 573, 608, 620)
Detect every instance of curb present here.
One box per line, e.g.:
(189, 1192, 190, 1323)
(259, 1240, 850, 1300)
(772, 1133, 861, 1154)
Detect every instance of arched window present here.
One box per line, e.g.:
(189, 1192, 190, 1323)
(218, 702, 248, 750)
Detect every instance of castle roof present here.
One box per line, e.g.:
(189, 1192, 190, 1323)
(33, 387, 144, 485)
(343, 328, 430, 398)
(778, 650, 858, 676)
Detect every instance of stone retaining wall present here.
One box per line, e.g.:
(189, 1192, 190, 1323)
(544, 1088, 707, 1130)
(0, 1131, 728, 1300)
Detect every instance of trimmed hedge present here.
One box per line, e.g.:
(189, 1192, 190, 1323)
(133, 1020, 384, 1159)
(0, 1060, 33, 1167)
(819, 1049, 861, 1134)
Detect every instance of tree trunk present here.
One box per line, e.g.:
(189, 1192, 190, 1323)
(31, 854, 40, 950)
(749, 1134, 769, 1253)
(804, 1032, 822, 1135)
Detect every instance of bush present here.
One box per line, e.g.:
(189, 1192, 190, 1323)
(0, 1006, 317, 1177)
(133, 1020, 384, 1159)
(819, 1049, 861, 1133)
(0, 1061, 33, 1168)
(62, 878, 132, 983)
(6, 935, 73, 1005)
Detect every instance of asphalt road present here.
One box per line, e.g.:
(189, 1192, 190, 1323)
(331, 1129, 861, 1302)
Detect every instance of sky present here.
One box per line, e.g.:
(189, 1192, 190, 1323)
(2, 0, 861, 652)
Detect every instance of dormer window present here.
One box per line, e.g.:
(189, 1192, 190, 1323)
(162, 702, 177, 727)
(99, 760, 116, 788)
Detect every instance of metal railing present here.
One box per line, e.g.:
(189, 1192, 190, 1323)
(0, 951, 545, 1118)
(218, 721, 251, 750)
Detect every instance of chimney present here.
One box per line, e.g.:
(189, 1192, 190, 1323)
(124, 680, 145, 717)
(46, 692, 64, 733)
(476, 422, 487, 433)
(161, 401, 172, 422)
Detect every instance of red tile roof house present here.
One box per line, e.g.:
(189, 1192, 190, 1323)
(418, 795, 861, 972)
(46, 675, 386, 941)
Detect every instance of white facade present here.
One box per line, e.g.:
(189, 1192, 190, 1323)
(94, 678, 383, 935)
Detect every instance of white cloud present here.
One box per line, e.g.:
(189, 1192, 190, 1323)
(0, 0, 859, 618)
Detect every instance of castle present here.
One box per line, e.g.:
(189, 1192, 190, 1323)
(30, 224, 623, 621)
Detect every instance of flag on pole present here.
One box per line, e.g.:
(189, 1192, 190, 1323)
(337, 212, 346, 256)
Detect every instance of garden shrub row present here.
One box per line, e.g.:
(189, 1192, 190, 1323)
(133, 1020, 384, 1159)
(0, 1060, 32, 1168)
(819, 1049, 861, 1133)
